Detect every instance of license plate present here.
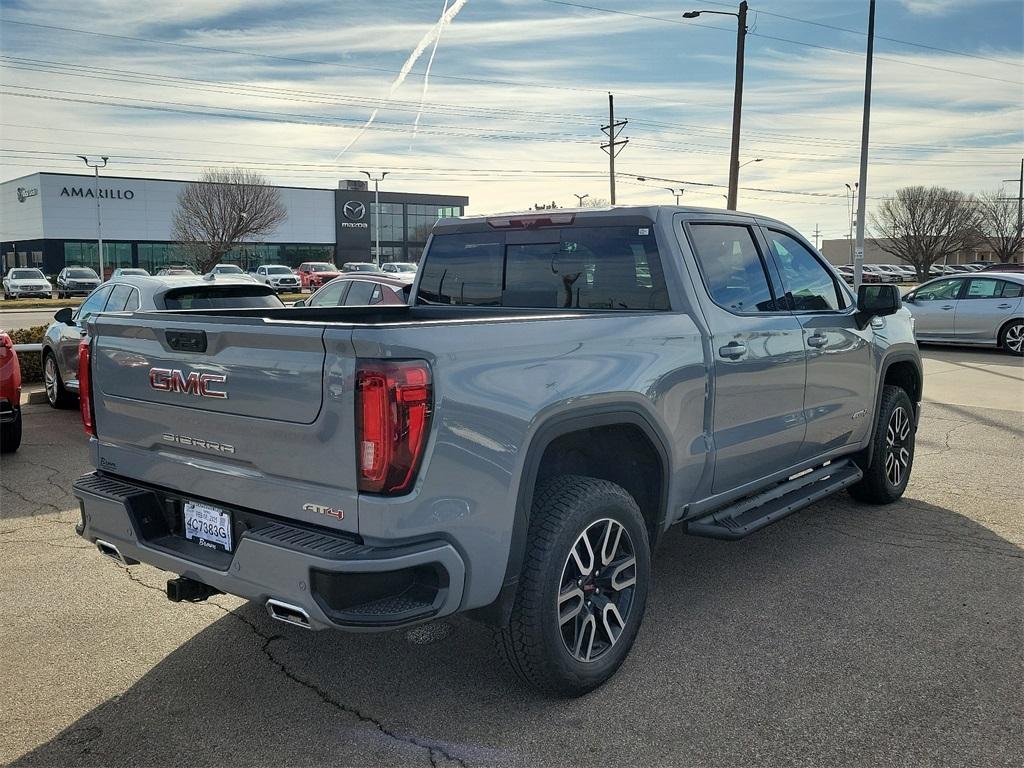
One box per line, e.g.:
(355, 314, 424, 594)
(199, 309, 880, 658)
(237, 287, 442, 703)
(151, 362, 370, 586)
(183, 501, 233, 552)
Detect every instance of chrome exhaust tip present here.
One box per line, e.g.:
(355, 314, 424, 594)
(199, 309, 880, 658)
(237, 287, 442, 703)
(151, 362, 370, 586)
(265, 599, 312, 629)
(95, 539, 138, 566)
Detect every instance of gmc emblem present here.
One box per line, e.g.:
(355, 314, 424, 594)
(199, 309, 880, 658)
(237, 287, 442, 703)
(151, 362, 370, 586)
(149, 368, 228, 399)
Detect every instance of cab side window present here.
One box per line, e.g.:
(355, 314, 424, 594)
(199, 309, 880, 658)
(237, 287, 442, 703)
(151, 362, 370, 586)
(1001, 281, 1023, 299)
(767, 230, 845, 312)
(76, 286, 113, 322)
(308, 280, 347, 307)
(914, 279, 962, 301)
(963, 278, 1001, 299)
(687, 223, 780, 313)
(104, 284, 135, 312)
(343, 280, 376, 306)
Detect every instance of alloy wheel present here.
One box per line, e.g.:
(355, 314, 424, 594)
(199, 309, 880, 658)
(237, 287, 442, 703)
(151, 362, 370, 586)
(885, 405, 912, 487)
(1005, 323, 1023, 354)
(44, 356, 58, 405)
(557, 518, 637, 663)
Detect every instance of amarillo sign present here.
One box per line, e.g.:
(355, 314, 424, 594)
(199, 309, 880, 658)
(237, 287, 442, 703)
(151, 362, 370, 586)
(60, 186, 135, 200)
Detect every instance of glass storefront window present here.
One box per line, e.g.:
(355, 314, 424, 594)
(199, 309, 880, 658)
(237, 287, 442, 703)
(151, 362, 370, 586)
(369, 203, 404, 242)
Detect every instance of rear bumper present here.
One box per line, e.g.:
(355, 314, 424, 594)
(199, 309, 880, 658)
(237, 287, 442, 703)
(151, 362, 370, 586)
(73, 472, 466, 631)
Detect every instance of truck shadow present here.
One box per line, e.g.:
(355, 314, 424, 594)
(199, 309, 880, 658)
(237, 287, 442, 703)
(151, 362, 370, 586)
(11, 494, 1023, 768)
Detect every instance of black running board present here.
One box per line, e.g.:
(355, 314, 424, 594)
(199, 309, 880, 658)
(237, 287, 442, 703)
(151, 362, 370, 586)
(686, 460, 863, 540)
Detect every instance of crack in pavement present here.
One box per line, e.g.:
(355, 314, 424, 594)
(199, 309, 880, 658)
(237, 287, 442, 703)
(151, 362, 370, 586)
(118, 569, 468, 767)
(0, 481, 65, 515)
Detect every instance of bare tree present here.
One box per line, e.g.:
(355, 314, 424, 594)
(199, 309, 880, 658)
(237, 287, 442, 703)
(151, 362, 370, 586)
(976, 188, 1024, 264)
(580, 197, 611, 208)
(869, 186, 979, 282)
(172, 167, 287, 273)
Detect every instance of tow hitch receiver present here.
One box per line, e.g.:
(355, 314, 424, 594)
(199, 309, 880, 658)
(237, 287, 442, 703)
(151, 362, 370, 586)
(166, 576, 223, 603)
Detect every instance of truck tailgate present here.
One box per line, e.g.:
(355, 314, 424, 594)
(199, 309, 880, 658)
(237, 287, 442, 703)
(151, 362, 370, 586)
(88, 314, 360, 534)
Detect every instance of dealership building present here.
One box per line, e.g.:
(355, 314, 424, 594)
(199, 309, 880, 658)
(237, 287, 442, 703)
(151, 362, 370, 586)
(0, 172, 468, 276)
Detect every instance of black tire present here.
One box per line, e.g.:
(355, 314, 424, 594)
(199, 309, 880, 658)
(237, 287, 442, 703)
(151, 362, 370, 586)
(495, 475, 651, 697)
(1, 409, 22, 453)
(999, 319, 1023, 357)
(849, 385, 916, 504)
(43, 352, 76, 409)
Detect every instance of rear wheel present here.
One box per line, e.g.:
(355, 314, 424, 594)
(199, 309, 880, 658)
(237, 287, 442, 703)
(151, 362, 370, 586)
(43, 352, 76, 409)
(0, 409, 21, 453)
(1000, 320, 1023, 356)
(849, 385, 915, 504)
(495, 475, 651, 696)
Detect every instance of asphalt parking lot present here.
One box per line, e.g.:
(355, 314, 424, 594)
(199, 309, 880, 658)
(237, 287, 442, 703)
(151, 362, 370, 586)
(1, 346, 1021, 767)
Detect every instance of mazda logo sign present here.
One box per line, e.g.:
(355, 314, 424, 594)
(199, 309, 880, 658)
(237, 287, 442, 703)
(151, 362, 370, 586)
(343, 201, 366, 221)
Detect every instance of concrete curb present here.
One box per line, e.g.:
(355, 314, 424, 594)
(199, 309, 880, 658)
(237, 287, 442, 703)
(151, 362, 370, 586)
(21, 386, 49, 406)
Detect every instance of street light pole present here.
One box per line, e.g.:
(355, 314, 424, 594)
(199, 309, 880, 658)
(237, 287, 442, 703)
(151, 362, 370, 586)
(845, 182, 858, 266)
(665, 188, 685, 205)
(574, 193, 590, 206)
(78, 155, 108, 278)
(361, 170, 389, 265)
(853, 0, 876, 291)
(683, 2, 747, 210)
(1004, 158, 1024, 248)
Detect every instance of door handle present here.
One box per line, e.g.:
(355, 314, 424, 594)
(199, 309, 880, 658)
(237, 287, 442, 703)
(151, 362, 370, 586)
(940, 305, 954, 310)
(807, 333, 828, 348)
(718, 341, 747, 359)
(997, 303, 1012, 309)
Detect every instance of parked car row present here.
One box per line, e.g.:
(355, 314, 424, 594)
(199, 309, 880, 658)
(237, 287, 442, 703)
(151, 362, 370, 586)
(2, 261, 419, 300)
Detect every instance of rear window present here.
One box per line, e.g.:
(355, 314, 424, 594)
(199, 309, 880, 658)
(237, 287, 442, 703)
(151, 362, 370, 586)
(161, 285, 283, 310)
(417, 225, 669, 310)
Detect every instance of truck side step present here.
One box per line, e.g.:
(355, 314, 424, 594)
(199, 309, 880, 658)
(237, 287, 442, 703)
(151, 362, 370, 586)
(686, 460, 863, 540)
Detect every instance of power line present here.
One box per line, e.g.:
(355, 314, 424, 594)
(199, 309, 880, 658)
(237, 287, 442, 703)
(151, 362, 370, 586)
(700, 0, 1023, 68)
(4, 58, 1018, 162)
(541, 0, 1023, 86)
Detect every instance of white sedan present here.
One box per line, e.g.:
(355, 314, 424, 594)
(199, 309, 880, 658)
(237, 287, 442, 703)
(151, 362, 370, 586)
(3, 268, 52, 299)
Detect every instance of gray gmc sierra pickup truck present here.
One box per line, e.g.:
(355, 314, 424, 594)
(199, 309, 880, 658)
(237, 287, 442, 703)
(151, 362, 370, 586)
(73, 206, 921, 695)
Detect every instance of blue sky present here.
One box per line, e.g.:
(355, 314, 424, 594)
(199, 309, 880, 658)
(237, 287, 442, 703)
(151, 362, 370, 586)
(1, 0, 1021, 242)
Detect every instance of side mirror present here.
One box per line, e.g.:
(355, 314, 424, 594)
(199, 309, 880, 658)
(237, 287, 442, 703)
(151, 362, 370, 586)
(903, 292, 915, 304)
(54, 307, 74, 325)
(856, 284, 901, 329)
(292, 299, 306, 307)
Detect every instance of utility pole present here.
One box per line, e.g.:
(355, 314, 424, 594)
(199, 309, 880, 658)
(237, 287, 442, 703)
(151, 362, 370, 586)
(600, 93, 628, 205)
(853, 0, 875, 291)
(813, 224, 821, 250)
(361, 170, 389, 265)
(574, 193, 590, 206)
(77, 155, 108, 278)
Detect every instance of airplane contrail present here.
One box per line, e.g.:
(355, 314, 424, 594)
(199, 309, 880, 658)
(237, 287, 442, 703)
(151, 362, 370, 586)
(412, 0, 451, 146)
(335, 0, 469, 160)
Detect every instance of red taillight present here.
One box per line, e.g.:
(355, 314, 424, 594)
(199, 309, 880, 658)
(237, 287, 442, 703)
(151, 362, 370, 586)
(78, 339, 95, 436)
(356, 360, 431, 495)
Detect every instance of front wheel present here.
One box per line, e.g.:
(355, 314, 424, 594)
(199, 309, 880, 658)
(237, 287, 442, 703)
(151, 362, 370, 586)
(1000, 320, 1023, 356)
(849, 385, 916, 504)
(495, 475, 651, 696)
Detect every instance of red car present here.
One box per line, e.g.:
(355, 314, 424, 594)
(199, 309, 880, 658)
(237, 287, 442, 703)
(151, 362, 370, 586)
(294, 262, 341, 291)
(1, 330, 22, 453)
